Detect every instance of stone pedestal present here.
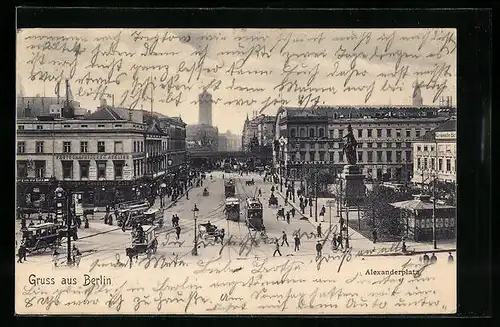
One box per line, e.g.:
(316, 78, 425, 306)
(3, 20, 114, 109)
(342, 165, 366, 207)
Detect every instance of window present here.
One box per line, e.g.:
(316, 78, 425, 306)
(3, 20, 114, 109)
(319, 143, 324, 149)
(377, 151, 383, 162)
(396, 129, 401, 137)
(396, 142, 401, 148)
(446, 159, 451, 171)
(439, 158, 443, 171)
(37, 125, 43, 130)
(133, 161, 137, 177)
(300, 128, 306, 137)
(329, 130, 334, 138)
(114, 161, 124, 180)
(98, 124, 105, 128)
(396, 151, 402, 163)
(338, 151, 344, 162)
(319, 128, 324, 138)
(134, 141, 137, 152)
(81, 125, 88, 128)
(431, 145, 435, 152)
(377, 142, 382, 148)
(97, 161, 107, 179)
(290, 129, 296, 138)
(18, 125, 24, 130)
(367, 129, 372, 138)
(386, 129, 392, 137)
(63, 124, 70, 128)
(63, 141, 71, 153)
(114, 141, 123, 153)
(424, 145, 428, 152)
(417, 145, 421, 152)
(424, 158, 428, 169)
(310, 143, 315, 150)
(386, 151, 393, 162)
(367, 151, 373, 162)
(367, 143, 372, 148)
(17, 141, 25, 153)
(80, 141, 88, 153)
(35, 161, 45, 178)
(416, 130, 421, 137)
(406, 130, 411, 137)
(357, 129, 363, 138)
(97, 141, 105, 153)
(300, 142, 305, 149)
(406, 142, 411, 148)
(376, 129, 382, 137)
(330, 153, 335, 162)
(358, 152, 363, 162)
(140, 142, 144, 152)
(319, 152, 325, 161)
(35, 141, 44, 153)
(339, 129, 344, 137)
(62, 161, 73, 179)
(309, 128, 315, 138)
(417, 157, 421, 169)
(17, 161, 28, 178)
(406, 151, 412, 162)
(115, 124, 123, 128)
(431, 158, 435, 170)
(79, 161, 89, 179)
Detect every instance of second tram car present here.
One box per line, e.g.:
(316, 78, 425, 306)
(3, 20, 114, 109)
(225, 197, 240, 221)
(245, 197, 264, 230)
(224, 179, 236, 197)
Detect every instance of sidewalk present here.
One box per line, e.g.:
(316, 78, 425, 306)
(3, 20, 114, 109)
(273, 180, 456, 255)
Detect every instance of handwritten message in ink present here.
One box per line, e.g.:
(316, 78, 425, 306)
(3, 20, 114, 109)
(17, 28, 456, 131)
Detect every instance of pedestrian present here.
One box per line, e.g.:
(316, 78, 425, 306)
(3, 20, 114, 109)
(17, 245, 24, 263)
(448, 252, 454, 263)
(430, 253, 437, 264)
(281, 231, 289, 247)
(84, 216, 89, 228)
(258, 189, 262, 197)
(401, 241, 407, 253)
(423, 253, 430, 264)
(316, 241, 323, 258)
(21, 243, 27, 261)
(20, 218, 26, 230)
(337, 233, 343, 249)
(38, 211, 43, 224)
(294, 234, 300, 251)
(372, 229, 378, 244)
(271, 185, 275, 193)
(220, 229, 225, 244)
(317, 223, 322, 238)
(175, 225, 181, 240)
(339, 217, 345, 229)
(331, 232, 337, 247)
(320, 205, 325, 217)
(29, 220, 34, 227)
(286, 211, 290, 224)
(273, 240, 282, 257)
(186, 190, 189, 200)
(291, 207, 295, 218)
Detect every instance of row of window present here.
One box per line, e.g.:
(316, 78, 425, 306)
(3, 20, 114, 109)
(284, 150, 413, 163)
(18, 124, 130, 130)
(18, 141, 124, 154)
(416, 157, 455, 172)
(289, 127, 431, 139)
(289, 141, 413, 150)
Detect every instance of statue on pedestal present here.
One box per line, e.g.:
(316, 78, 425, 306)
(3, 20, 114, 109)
(342, 124, 358, 165)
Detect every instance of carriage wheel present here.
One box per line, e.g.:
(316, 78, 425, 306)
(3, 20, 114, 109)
(37, 241, 48, 253)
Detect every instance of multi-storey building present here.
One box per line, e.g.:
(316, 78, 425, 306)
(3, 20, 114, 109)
(186, 124, 219, 151)
(16, 105, 187, 208)
(257, 115, 276, 147)
(273, 104, 453, 183)
(218, 130, 242, 152)
(241, 112, 260, 152)
(412, 119, 456, 186)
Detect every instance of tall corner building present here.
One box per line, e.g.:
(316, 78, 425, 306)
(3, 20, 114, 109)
(198, 90, 212, 126)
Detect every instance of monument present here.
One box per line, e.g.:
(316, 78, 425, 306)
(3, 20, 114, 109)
(341, 124, 366, 206)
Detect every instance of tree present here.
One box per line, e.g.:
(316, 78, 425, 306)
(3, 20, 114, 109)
(363, 185, 411, 239)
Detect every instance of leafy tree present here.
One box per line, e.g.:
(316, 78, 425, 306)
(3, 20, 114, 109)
(363, 185, 412, 239)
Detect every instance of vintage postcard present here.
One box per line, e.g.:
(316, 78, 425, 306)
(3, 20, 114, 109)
(15, 27, 457, 314)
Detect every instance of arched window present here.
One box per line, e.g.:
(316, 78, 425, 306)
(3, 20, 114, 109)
(290, 129, 296, 138)
(300, 128, 306, 137)
(319, 128, 324, 138)
(309, 128, 315, 137)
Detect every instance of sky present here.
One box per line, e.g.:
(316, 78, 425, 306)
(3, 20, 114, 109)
(16, 28, 456, 133)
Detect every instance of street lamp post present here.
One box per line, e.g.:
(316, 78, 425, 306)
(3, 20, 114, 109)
(54, 185, 72, 264)
(192, 204, 199, 256)
(432, 173, 437, 249)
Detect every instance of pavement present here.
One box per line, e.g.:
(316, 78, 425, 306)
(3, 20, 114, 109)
(273, 179, 456, 255)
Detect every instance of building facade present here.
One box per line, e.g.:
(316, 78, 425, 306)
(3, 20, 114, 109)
(273, 105, 453, 184)
(257, 115, 276, 147)
(412, 119, 456, 186)
(186, 124, 219, 152)
(241, 112, 259, 152)
(16, 106, 187, 208)
(218, 130, 242, 152)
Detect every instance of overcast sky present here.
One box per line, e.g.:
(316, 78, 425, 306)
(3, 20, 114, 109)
(17, 28, 456, 133)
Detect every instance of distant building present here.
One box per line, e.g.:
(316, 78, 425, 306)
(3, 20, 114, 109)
(218, 130, 242, 151)
(412, 119, 456, 186)
(198, 90, 213, 126)
(186, 124, 219, 152)
(241, 111, 260, 152)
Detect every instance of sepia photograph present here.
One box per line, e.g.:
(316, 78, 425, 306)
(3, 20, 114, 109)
(15, 26, 457, 314)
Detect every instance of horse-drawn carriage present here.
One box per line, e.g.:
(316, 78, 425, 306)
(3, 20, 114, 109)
(125, 225, 158, 259)
(21, 223, 64, 254)
(245, 179, 255, 186)
(143, 208, 164, 228)
(268, 194, 278, 207)
(198, 223, 220, 241)
(117, 201, 151, 229)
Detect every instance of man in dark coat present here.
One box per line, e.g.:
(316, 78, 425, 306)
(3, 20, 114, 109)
(175, 225, 181, 240)
(281, 231, 289, 247)
(317, 223, 322, 238)
(273, 240, 282, 257)
(294, 234, 300, 252)
(315, 241, 323, 258)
